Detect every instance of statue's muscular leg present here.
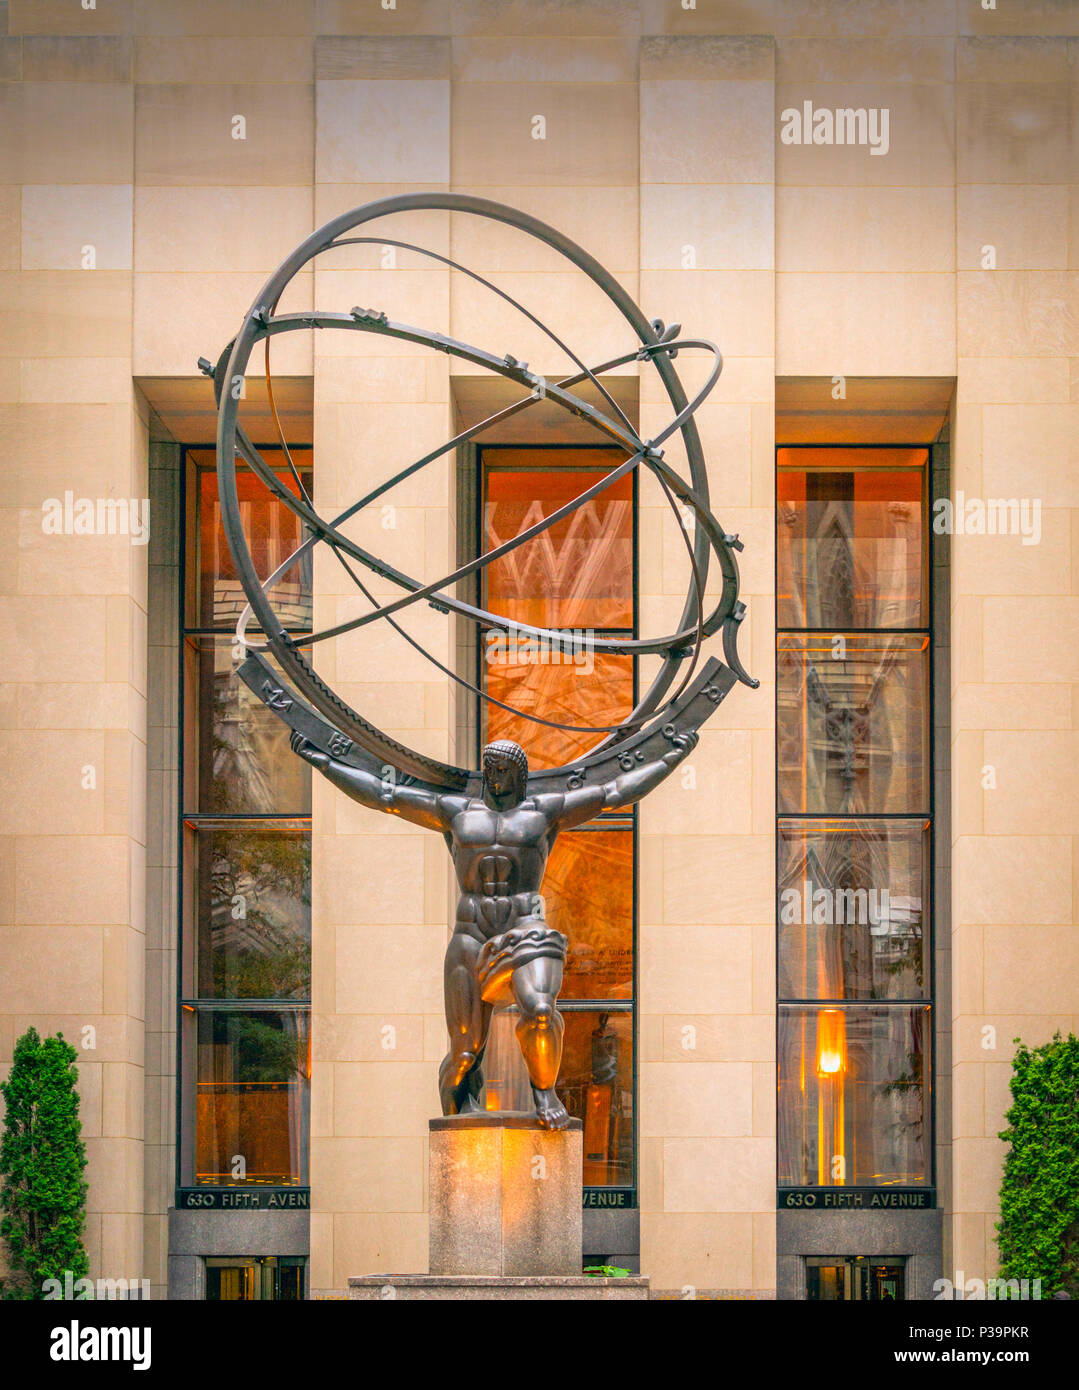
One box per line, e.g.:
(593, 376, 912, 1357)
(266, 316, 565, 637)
(511, 956, 570, 1130)
(438, 930, 491, 1116)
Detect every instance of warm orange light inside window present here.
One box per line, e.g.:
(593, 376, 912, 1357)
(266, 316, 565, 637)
(815, 1009, 848, 1079)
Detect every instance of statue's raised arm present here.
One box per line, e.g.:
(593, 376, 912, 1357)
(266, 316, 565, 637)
(544, 729, 699, 832)
(290, 730, 463, 833)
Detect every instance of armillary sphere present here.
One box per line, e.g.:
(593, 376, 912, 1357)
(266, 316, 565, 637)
(209, 193, 757, 797)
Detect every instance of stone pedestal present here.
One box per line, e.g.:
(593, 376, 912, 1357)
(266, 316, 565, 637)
(428, 1114, 583, 1277)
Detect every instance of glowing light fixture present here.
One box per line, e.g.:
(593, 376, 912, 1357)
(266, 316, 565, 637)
(815, 1008, 848, 1079)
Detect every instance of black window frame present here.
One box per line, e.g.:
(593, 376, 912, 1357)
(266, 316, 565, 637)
(775, 442, 937, 1203)
(175, 443, 315, 1203)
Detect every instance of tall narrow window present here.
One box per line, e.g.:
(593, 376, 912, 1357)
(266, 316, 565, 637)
(480, 447, 637, 1197)
(179, 448, 313, 1192)
(776, 448, 933, 1194)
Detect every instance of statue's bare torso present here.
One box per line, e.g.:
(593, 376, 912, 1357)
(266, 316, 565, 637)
(292, 730, 695, 1127)
(448, 798, 555, 942)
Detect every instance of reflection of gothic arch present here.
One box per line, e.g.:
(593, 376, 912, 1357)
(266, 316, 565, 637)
(814, 501, 855, 632)
(779, 832, 891, 999)
(778, 478, 917, 630)
(804, 645, 901, 815)
(484, 494, 632, 627)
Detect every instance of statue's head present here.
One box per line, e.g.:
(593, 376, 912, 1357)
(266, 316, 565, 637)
(482, 739, 529, 805)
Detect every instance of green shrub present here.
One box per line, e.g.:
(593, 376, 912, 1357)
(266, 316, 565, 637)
(997, 1031, 1079, 1297)
(0, 1028, 89, 1299)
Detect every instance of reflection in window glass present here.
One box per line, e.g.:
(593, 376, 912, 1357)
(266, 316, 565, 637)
(544, 827, 633, 1001)
(777, 450, 927, 630)
(485, 645, 634, 770)
(193, 639, 311, 816)
(777, 1005, 930, 1188)
(777, 633, 929, 816)
(484, 455, 634, 632)
(778, 819, 927, 1001)
(193, 825, 311, 1000)
(192, 1008, 310, 1186)
(558, 1011, 634, 1188)
(196, 458, 312, 631)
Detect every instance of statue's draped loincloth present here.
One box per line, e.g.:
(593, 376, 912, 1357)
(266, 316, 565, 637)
(476, 914, 568, 1006)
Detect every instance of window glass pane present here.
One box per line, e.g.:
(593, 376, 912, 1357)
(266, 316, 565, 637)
(191, 825, 311, 1000)
(485, 645, 634, 769)
(195, 455, 312, 630)
(543, 826, 633, 1001)
(557, 1011, 634, 1188)
(484, 453, 634, 631)
(777, 633, 929, 815)
(777, 1005, 931, 1188)
(190, 1007, 310, 1186)
(277, 1260, 305, 1300)
(777, 449, 927, 630)
(778, 819, 927, 1001)
(190, 638, 311, 815)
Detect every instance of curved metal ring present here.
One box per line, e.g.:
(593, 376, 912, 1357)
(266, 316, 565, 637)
(215, 193, 754, 786)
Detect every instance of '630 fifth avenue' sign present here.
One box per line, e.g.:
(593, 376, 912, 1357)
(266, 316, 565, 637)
(179, 1188, 310, 1210)
(780, 1188, 935, 1210)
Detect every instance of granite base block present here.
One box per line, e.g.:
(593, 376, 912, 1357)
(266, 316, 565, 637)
(429, 1114, 583, 1277)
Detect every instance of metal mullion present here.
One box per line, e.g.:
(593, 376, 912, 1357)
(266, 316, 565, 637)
(183, 627, 314, 638)
(189, 443, 313, 457)
(184, 814, 311, 826)
(776, 627, 931, 636)
(778, 815, 929, 826)
(776, 442, 932, 453)
(558, 999, 633, 1011)
(777, 811, 931, 822)
(779, 999, 931, 1009)
(182, 999, 311, 1012)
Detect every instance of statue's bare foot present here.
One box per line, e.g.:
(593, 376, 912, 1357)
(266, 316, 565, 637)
(532, 1087, 571, 1130)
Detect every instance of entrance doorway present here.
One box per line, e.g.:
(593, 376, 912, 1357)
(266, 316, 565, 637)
(205, 1256, 305, 1300)
(806, 1256, 906, 1301)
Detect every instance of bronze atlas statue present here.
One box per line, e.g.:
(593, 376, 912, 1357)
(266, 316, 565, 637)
(208, 193, 756, 1130)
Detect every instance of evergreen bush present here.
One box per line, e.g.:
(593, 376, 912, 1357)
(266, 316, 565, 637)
(0, 1027, 89, 1299)
(997, 1031, 1079, 1297)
